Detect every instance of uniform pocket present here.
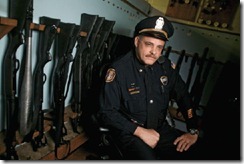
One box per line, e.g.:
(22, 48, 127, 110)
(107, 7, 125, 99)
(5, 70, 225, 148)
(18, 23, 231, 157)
(124, 93, 147, 118)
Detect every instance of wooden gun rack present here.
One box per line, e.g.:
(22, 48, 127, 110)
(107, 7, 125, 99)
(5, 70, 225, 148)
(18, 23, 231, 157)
(0, 17, 17, 39)
(0, 106, 88, 160)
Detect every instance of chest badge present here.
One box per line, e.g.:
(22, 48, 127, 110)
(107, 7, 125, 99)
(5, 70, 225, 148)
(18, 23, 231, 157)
(160, 76, 168, 86)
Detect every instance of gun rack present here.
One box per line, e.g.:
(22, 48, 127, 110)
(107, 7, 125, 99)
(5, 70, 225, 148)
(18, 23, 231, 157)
(30, 23, 61, 33)
(0, 17, 17, 39)
(0, 106, 88, 160)
(0, 17, 63, 40)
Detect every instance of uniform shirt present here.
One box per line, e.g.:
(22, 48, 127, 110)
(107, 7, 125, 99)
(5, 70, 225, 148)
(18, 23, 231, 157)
(99, 50, 197, 134)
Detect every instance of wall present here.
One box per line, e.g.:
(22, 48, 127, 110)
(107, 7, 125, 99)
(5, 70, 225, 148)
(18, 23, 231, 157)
(0, 0, 240, 130)
(0, 0, 147, 131)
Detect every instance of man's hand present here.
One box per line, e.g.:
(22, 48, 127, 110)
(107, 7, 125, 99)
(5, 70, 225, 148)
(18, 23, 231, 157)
(173, 133, 198, 152)
(133, 126, 159, 148)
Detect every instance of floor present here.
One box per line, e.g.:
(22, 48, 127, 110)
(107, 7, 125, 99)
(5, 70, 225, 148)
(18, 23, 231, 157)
(64, 140, 99, 160)
(64, 137, 123, 160)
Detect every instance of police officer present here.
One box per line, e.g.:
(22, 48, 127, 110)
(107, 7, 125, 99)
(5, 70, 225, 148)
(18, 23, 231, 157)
(99, 16, 200, 160)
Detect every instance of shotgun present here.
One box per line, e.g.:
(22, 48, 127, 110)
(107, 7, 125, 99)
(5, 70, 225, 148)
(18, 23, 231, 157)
(2, 0, 32, 159)
(170, 49, 186, 105)
(85, 19, 115, 89)
(51, 21, 76, 159)
(185, 53, 198, 90)
(31, 16, 60, 151)
(71, 13, 98, 133)
(175, 50, 185, 73)
(190, 47, 209, 108)
(82, 16, 105, 81)
(80, 16, 105, 112)
(98, 33, 118, 78)
(193, 57, 214, 109)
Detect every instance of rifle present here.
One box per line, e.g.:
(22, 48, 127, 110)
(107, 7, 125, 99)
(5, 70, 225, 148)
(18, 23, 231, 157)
(98, 33, 118, 78)
(81, 16, 105, 111)
(51, 21, 76, 159)
(62, 24, 82, 135)
(64, 24, 82, 97)
(2, 0, 32, 159)
(79, 18, 115, 139)
(83, 19, 116, 112)
(175, 50, 185, 73)
(190, 47, 209, 109)
(95, 22, 116, 67)
(18, 0, 34, 139)
(163, 46, 172, 58)
(104, 33, 119, 62)
(185, 53, 198, 90)
(31, 16, 60, 151)
(71, 13, 98, 133)
(85, 19, 115, 90)
(169, 49, 185, 105)
(82, 16, 104, 79)
(192, 57, 214, 109)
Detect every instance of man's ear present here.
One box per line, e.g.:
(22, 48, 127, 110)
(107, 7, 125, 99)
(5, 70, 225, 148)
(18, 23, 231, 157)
(134, 36, 139, 47)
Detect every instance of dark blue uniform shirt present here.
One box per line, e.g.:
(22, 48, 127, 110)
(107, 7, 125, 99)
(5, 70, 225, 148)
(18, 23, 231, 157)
(99, 50, 197, 134)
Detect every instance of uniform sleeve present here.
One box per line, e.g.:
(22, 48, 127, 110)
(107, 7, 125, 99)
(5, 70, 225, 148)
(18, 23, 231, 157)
(167, 60, 199, 130)
(98, 68, 138, 134)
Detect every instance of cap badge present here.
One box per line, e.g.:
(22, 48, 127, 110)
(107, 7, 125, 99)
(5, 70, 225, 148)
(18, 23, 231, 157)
(155, 17, 164, 30)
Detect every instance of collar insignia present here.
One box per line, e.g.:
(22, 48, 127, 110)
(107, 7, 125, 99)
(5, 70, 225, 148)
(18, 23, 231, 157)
(160, 76, 168, 86)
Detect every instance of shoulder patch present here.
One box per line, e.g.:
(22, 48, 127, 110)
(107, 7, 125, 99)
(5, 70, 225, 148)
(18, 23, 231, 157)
(171, 61, 176, 69)
(105, 68, 116, 83)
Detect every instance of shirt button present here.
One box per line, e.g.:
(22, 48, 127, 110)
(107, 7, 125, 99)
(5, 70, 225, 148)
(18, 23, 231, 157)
(149, 100, 153, 104)
(139, 69, 143, 72)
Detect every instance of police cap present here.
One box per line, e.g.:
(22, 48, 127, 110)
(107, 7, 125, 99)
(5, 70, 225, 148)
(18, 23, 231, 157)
(134, 16, 174, 41)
